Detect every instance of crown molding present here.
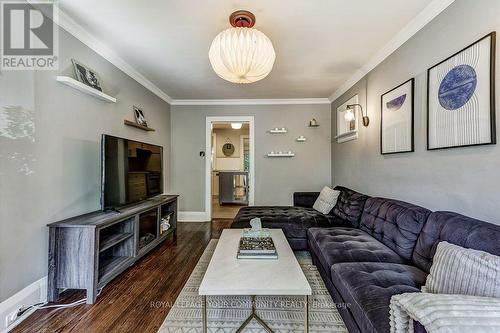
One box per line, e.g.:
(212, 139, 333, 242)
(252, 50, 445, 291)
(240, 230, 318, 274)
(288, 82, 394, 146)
(328, 0, 455, 103)
(57, 8, 174, 104)
(57, 0, 453, 107)
(170, 98, 331, 106)
(57, 8, 327, 107)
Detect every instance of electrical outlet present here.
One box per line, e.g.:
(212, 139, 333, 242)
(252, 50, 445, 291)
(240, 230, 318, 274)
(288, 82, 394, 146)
(5, 308, 20, 328)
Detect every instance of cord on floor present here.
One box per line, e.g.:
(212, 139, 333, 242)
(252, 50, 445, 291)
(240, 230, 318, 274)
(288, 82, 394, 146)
(17, 285, 105, 317)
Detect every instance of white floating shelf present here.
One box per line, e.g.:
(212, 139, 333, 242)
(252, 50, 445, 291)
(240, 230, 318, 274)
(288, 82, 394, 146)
(296, 136, 307, 142)
(267, 152, 295, 157)
(269, 128, 287, 134)
(334, 130, 358, 140)
(56, 76, 117, 103)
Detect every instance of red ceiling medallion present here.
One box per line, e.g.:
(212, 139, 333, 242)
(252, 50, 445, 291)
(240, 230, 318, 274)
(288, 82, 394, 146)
(229, 10, 256, 28)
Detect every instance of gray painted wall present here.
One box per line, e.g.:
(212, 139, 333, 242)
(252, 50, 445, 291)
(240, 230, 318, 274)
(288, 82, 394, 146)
(171, 104, 331, 212)
(331, 0, 500, 223)
(0, 27, 171, 301)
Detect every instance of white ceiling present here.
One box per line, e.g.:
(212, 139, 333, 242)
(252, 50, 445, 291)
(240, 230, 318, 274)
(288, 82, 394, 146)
(59, 0, 442, 101)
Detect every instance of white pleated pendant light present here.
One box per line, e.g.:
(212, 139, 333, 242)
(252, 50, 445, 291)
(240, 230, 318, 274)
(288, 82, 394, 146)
(209, 10, 276, 84)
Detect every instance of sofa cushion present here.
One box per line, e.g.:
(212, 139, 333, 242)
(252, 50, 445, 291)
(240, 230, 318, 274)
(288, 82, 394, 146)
(307, 227, 406, 276)
(359, 197, 431, 261)
(331, 262, 427, 333)
(412, 211, 500, 273)
(333, 186, 369, 227)
(424, 241, 500, 297)
(313, 186, 340, 214)
(231, 206, 347, 240)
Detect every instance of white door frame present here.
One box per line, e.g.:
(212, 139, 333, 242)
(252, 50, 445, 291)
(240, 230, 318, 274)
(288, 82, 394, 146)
(239, 134, 249, 170)
(205, 116, 255, 220)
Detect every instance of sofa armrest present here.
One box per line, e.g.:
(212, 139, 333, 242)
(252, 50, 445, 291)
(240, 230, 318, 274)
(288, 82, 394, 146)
(293, 192, 320, 208)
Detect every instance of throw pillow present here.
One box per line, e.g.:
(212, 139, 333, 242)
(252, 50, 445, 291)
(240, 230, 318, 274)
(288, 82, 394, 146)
(312, 186, 340, 215)
(424, 241, 500, 297)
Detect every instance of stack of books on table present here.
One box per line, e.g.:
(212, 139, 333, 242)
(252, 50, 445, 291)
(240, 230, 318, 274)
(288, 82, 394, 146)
(237, 229, 278, 259)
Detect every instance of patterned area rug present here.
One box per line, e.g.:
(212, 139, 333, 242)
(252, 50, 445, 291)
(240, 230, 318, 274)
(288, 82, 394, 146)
(158, 240, 347, 333)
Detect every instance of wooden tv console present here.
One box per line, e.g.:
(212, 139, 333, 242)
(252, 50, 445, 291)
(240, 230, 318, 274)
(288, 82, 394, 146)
(47, 195, 178, 304)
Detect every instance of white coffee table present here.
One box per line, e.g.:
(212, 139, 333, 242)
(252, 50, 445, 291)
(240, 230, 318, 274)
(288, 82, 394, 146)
(199, 229, 312, 333)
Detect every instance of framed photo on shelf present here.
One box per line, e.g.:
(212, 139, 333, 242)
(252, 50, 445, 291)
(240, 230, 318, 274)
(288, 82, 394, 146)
(71, 59, 102, 91)
(133, 106, 148, 127)
(380, 78, 414, 154)
(427, 32, 496, 150)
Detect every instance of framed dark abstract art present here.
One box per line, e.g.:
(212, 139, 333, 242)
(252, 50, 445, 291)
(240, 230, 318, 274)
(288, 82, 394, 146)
(427, 32, 496, 150)
(381, 78, 414, 154)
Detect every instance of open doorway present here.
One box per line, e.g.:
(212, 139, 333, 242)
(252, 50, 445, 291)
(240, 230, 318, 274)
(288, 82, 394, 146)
(205, 116, 255, 220)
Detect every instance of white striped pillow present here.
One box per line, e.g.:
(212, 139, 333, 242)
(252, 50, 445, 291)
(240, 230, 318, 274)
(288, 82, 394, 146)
(312, 187, 340, 215)
(424, 241, 500, 297)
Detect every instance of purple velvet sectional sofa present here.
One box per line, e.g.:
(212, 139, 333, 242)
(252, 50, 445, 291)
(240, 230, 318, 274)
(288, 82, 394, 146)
(231, 186, 500, 333)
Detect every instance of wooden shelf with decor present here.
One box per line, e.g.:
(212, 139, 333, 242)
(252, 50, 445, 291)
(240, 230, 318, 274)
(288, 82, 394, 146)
(124, 120, 155, 132)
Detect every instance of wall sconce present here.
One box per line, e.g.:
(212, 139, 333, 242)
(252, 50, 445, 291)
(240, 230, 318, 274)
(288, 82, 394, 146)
(346, 103, 369, 127)
(344, 109, 355, 122)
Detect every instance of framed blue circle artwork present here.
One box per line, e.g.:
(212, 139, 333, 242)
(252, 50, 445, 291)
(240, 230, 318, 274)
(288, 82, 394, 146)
(438, 64, 477, 110)
(427, 32, 495, 150)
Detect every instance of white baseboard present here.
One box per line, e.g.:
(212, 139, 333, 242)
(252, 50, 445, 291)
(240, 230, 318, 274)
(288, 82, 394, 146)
(0, 276, 47, 332)
(178, 211, 210, 222)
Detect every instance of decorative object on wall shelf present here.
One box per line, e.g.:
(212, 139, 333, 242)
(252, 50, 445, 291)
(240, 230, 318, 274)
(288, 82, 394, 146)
(269, 127, 287, 134)
(427, 32, 496, 150)
(296, 135, 307, 142)
(124, 120, 155, 131)
(72, 59, 103, 91)
(267, 151, 295, 157)
(309, 118, 320, 127)
(133, 106, 148, 127)
(381, 78, 414, 154)
(336, 95, 359, 143)
(56, 76, 117, 103)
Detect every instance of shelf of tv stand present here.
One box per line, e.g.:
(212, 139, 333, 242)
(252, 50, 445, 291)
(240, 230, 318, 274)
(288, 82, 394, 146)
(161, 211, 175, 221)
(98, 256, 133, 287)
(160, 225, 175, 238)
(99, 232, 134, 253)
(124, 120, 155, 132)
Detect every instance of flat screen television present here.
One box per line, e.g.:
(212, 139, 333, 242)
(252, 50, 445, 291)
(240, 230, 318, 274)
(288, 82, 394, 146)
(101, 134, 163, 209)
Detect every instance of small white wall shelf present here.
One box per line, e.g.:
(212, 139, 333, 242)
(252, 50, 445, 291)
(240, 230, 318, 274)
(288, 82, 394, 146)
(56, 76, 117, 103)
(296, 136, 307, 142)
(269, 128, 287, 134)
(335, 130, 358, 139)
(267, 152, 295, 157)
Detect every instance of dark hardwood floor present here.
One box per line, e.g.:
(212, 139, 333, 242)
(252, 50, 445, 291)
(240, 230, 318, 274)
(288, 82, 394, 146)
(13, 219, 233, 333)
